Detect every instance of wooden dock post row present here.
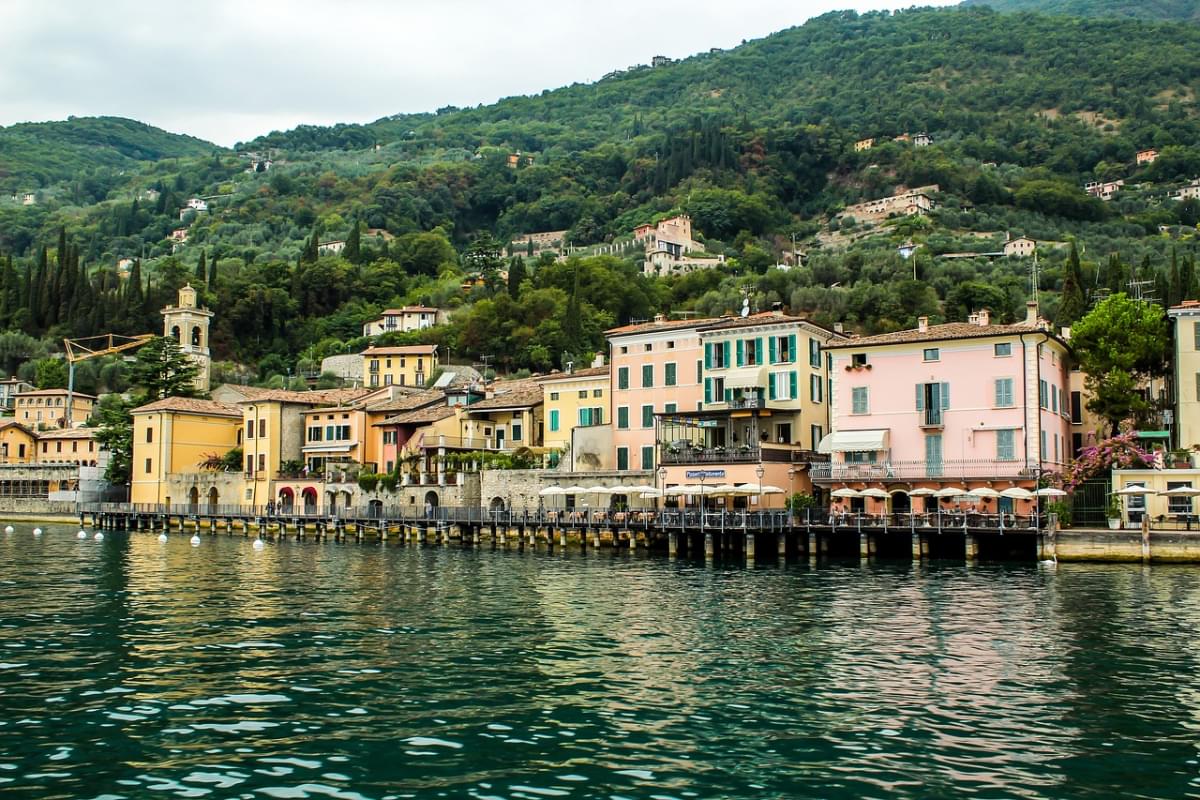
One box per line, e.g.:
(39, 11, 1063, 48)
(81, 504, 1052, 563)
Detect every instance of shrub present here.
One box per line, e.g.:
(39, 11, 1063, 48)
(357, 473, 380, 492)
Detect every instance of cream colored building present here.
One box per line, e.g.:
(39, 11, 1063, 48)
(162, 284, 213, 393)
(15, 389, 95, 430)
(362, 306, 448, 337)
(362, 345, 439, 388)
(540, 365, 610, 452)
(1170, 301, 1200, 450)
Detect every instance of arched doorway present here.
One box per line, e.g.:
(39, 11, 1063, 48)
(278, 487, 294, 512)
(302, 487, 318, 512)
(326, 490, 338, 511)
(489, 497, 506, 512)
(188, 486, 199, 510)
(891, 490, 910, 524)
(207, 487, 219, 510)
(424, 490, 439, 509)
(368, 499, 383, 518)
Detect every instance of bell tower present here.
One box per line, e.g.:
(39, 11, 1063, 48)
(161, 284, 213, 393)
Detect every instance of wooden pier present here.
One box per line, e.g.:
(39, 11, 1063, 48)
(81, 503, 1054, 562)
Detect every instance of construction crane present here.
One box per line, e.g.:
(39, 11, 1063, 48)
(63, 334, 155, 426)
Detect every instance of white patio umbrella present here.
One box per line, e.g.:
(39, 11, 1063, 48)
(627, 484, 659, 495)
(1115, 485, 1156, 496)
(1000, 487, 1035, 500)
(908, 488, 937, 497)
(760, 485, 786, 495)
(710, 483, 743, 495)
(966, 487, 1001, 498)
(1160, 486, 1200, 496)
(562, 486, 591, 495)
(539, 486, 566, 496)
(638, 490, 663, 498)
(933, 487, 967, 498)
(859, 487, 890, 499)
(831, 488, 861, 498)
(1035, 487, 1068, 497)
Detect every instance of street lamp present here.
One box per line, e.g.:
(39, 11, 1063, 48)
(756, 464, 765, 518)
(657, 465, 667, 514)
(698, 471, 707, 534)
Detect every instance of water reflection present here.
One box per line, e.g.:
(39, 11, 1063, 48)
(2, 527, 1200, 798)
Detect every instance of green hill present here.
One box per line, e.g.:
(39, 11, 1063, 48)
(0, 116, 217, 194)
(960, 0, 1200, 21)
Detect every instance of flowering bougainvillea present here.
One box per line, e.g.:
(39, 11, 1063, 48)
(1059, 429, 1157, 493)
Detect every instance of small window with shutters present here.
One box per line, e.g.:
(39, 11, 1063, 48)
(994, 378, 1014, 407)
(851, 387, 869, 414)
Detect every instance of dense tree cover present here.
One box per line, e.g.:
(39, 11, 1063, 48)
(0, 116, 215, 194)
(5, 7, 1200, 380)
(961, 0, 1200, 22)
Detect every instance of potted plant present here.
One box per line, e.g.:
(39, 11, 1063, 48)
(1106, 495, 1123, 529)
(1170, 448, 1191, 468)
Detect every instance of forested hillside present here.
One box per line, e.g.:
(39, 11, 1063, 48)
(961, 0, 1200, 20)
(1, 5, 1200, 391)
(0, 116, 217, 196)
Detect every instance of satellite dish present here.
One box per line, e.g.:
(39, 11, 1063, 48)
(741, 298, 750, 318)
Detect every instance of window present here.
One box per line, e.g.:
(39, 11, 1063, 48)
(385, 375, 393, 386)
(338, 425, 351, 440)
(617, 367, 629, 390)
(617, 447, 629, 471)
(704, 377, 725, 405)
(246, 421, 254, 440)
(809, 424, 822, 447)
(325, 425, 335, 441)
(851, 386, 869, 414)
(145, 428, 153, 443)
(593, 389, 603, 398)
(994, 378, 1014, 407)
(926, 434, 943, 477)
(644, 343, 652, 352)
(258, 454, 266, 473)
(578, 390, 588, 399)
(707, 341, 729, 369)
(245, 455, 253, 475)
(916, 382, 950, 423)
(549, 392, 559, 401)
(617, 406, 629, 429)
(923, 348, 940, 361)
(1168, 481, 1194, 514)
(549, 410, 560, 432)
(996, 429, 1015, 461)
(696, 360, 703, 383)
(619, 346, 628, 354)
(667, 340, 675, 349)
(995, 342, 1012, 357)
(852, 353, 868, 367)
(145, 458, 152, 474)
(769, 371, 791, 401)
(641, 404, 654, 428)
(511, 423, 522, 441)
(810, 374, 823, 403)
(1195, 322, 1200, 350)
(745, 338, 761, 366)
(1039, 379, 1048, 409)
(578, 408, 603, 426)
(846, 450, 876, 464)
(664, 403, 676, 414)
(1040, 429, 1047, 460)
(258, 419, 266, 438)
(308, 426, 322, 442)
(383, 431, 397, 445)
(641, 446, 655, 470)
(808, 338, 820, 368)
(665, 362, 677, 386)
(642, 364, 653, 388)
(1051, 385, 1059, 414)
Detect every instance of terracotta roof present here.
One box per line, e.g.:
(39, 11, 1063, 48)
(37, 427, 97, 440)
(366, 389, 444, 414)
(0, 420, 33, 435)
(468, 381, 544, 411)
(239, 388, 371, 406)
(381, 306, 440, 315)
(132, 397, 242, 417)
(538, 365, 610, 383)
(699, 313, 845, 337)
(826, 322, 1048, 349)
(212, 384, 278, 400)
(361, 345, 438, 356)
(605, 317, 719, 337)
(378, 404, 457, 426)
(16, 388, 96, 399)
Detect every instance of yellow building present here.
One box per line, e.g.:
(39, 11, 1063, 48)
(362, 345, 438, 389)
(463, 380, 544, 451)
(540, 365, 610, 451)
(1169, 301, 1200, 451)
(162, 284, 214, 393)
(36, 428, 103, 466)
(15, 388, 95, 430)
(0, 420, 37, 464)
(131, 397, 243, 505)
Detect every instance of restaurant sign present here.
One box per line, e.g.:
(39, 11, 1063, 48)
(685, 469, 726, 479)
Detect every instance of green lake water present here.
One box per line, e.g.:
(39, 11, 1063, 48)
(2, 525, 1200, 799)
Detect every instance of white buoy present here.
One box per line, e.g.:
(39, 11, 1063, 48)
(158, 533, 168, 543)
(252, 538, 265, 550)
(33, 528, 42, 537)
(93, 532, 104, 541)
(78, 529, 87, 538)
(76, 530, 86, 539)
(4, 525, 13, 534)
(190, 535, 201, 546)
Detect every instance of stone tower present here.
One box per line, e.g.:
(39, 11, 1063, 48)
(162, 284, 213, 393)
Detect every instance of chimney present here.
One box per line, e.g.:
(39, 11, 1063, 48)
(977, 308, 990, 326)
(771, 301, 784, 316)
(1025, 300, 1039, 325)
(833, 322, 844, 334)
(967, 312, 978, 325)
(1060, 326, 1071, 341)
(653, 313, 665, 325)
(591, 353, 605, 368)
(918, 316, 929, 333)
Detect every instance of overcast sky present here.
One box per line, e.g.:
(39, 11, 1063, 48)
(0, 0, 957, 147)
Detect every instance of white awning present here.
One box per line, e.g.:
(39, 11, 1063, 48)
(721, 366, 767, 389)
(817, 429, 889, 454)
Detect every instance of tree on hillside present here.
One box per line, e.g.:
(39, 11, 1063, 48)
(129, 336, 199, 401)
(92, 394, 136, 486)
(1056, 239, 1087, 327)
(196, 250, 207, 285)
(1070, 293, 1170, 434)
(507, 256, 526, 299)
(344, 219, 362, 264)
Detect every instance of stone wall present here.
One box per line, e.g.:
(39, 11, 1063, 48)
(571, 424, 613, 471)
(0, 498, 79, 518)
(1055, 528, 1200, 562)
(480, 469, 654, 512)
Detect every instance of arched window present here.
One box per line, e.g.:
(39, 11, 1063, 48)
(192, 326, 202, 347)
(171, 325, 181, 343)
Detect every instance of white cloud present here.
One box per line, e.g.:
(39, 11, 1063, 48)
(0, 0, 958, 146)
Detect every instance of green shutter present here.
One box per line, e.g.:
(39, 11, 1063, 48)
(788, 371, 797, 400)
(724, 388, 733, 403)
(736, 339, 745, 367)
(704, 343, 713, 369)
(618, 367, 628, 390)
(768, 374, 777, 400)
(790, 334, 798, 363)
(941, 382, 950, 410)
(769, 337, 778, 364)
(723, 341, 731, 368)
(704, 378, 712, 404)
(915, 384, 924, 411)
(757, 337, 765, 365)
(617, 447, 628, 471)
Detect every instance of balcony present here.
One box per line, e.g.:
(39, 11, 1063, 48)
(660, 443, 816, 465)
(920, 409, 944, 429)
(810, 459, 1037, 482)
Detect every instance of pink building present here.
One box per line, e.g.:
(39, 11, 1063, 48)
(815, 303, 1072, 515)
(608, 315, 715, 473)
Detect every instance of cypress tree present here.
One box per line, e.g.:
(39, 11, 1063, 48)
(344, 219, 361, 264)
(1170, 247, 1182, 306)
(196, 250, 207, 285)
(208, 251, 218, 290)
(30, 247, 46, 329)
(1057, 239, 1087, 326)
(1182, 252, 1196, 302)
(507, 256, 526, 299)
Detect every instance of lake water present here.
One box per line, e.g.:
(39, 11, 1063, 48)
(2, 525, 1200, 799)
